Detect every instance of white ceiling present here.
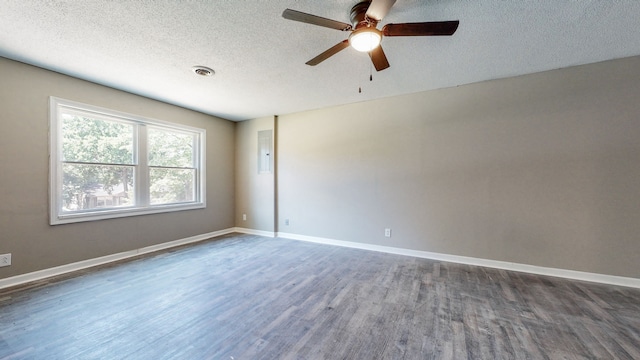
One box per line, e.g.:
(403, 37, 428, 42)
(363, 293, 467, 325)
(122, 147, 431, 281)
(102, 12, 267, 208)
(2, 1, 640, 121)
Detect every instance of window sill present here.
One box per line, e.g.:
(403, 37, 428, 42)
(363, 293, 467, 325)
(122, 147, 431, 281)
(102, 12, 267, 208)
(50, 202, 206, 225)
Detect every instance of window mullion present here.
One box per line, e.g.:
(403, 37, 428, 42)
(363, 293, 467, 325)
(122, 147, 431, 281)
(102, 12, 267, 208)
(137, 124, 150, 206)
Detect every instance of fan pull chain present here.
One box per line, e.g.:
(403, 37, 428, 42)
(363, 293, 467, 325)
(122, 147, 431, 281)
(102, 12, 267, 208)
(359, 55, 377, 93)
(370, 61, 373, 82)
(359, 57, 374, 93)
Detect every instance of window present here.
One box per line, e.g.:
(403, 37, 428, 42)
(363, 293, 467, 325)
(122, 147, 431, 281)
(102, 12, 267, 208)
(49, 97, 205, 225)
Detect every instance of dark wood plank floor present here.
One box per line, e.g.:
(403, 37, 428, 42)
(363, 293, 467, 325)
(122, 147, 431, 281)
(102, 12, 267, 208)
(1, 233, 639, 359)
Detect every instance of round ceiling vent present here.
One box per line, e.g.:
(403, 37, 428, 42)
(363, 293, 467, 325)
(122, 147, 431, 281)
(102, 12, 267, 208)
(192, 66, 215, 77)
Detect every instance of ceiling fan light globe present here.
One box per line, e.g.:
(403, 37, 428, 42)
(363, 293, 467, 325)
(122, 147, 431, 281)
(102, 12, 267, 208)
(349, 28, 382, 52)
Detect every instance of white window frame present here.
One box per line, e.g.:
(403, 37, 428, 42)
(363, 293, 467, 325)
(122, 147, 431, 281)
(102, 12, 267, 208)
(49, 97, 206, 225)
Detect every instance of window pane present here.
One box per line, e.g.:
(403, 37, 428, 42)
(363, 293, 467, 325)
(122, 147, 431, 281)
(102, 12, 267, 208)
(62, 164, 135, 212)
(149, 168, 195, 205)
(148, 127, 194, 168)
(62, 114, 134, 164)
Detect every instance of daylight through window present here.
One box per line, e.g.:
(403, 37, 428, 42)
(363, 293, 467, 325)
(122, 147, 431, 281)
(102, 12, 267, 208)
(49, 97, 205, 225)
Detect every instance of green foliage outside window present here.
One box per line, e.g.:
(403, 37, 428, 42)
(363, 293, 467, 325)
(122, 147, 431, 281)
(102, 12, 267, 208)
(61, 116, 197, 212)
(148, 127, 196, 204)
(61, 115, 134, 211)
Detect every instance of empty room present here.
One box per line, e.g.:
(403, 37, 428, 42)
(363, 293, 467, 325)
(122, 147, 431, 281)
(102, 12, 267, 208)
(1, 1, 639, 359)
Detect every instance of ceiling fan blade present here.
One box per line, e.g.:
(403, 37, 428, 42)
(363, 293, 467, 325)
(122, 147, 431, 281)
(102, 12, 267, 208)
(282, 9, 352, 31)
(369, 46, 390, 71)
(365, 0, 397, 21)
(382, 21, 459, 36)
(306, 40, 350, 66)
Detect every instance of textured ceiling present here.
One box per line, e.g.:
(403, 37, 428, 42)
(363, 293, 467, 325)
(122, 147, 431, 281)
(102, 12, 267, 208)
(1, 1, 640, 121)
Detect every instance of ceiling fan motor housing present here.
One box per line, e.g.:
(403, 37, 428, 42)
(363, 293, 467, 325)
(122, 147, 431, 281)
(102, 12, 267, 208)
(350, 1, 377, 28)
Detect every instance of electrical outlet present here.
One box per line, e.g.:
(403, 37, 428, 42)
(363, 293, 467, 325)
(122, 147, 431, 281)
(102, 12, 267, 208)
(242, 214, 247, 221)
(0, 253, 11, 267)
(285, 219, 290, 226)
(384, 228, 391, 237)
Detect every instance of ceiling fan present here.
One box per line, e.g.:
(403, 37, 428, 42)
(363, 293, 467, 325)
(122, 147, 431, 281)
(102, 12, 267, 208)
(282, 0, 459, 71)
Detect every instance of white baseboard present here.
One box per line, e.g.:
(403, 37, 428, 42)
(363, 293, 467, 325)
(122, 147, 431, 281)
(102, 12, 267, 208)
(0, 228, 236, 290)
(276, 232, 640, 289)
(3, 228, 638, 290)
(233, 227, 276, 238)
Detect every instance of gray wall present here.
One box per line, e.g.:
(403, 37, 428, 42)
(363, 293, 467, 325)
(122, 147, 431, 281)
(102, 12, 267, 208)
(275, 56, 640, 278)
(235, 116, 275, 232)
(3, 54, 640, 281)
(0, 57, 236, 278)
